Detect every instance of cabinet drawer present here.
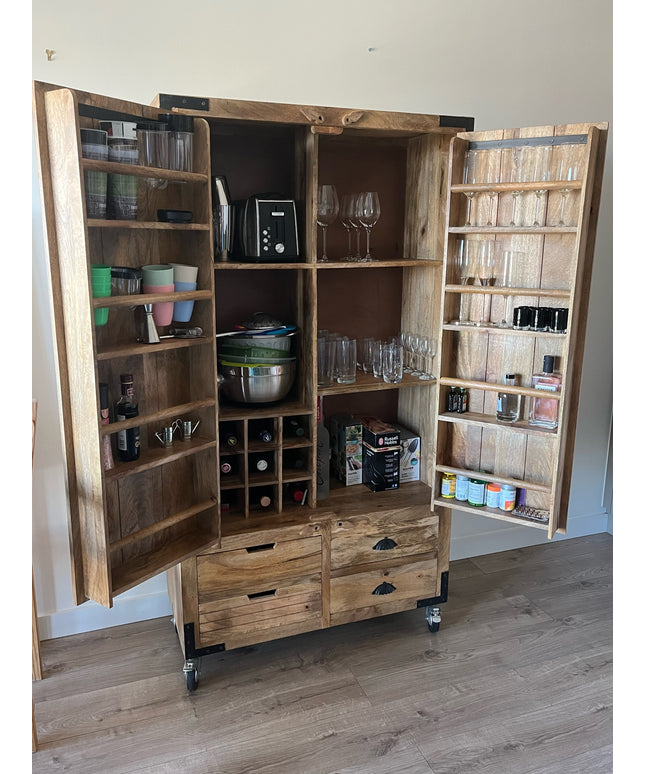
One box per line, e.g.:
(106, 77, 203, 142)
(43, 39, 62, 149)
(198, 576, 322, 650)
(330, 556, 437, 623)
(196, 536, 321, 596)
(331, 508, 438, 570)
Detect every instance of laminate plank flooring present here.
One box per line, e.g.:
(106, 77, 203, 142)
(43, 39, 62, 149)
(32, 534, 613, 774)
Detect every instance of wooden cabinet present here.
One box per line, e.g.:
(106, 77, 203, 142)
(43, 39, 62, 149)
(33, 80, 606, 687)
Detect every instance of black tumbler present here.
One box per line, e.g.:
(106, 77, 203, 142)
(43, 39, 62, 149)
(513, 306, 532, 330)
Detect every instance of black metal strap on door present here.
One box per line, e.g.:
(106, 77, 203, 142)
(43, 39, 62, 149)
(468, 134, 588, 151)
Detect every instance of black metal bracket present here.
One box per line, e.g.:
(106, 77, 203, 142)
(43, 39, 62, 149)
(78, 103, 150, 124)
(183, 622, 226, 660)
(416, 570, 449, 607)
(157, 94, 210, 112)
(440, 115, 475, 132)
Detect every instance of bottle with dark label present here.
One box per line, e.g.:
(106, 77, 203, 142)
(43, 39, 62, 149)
(457, 387, 469, 414)
(99, 383, 115, 471)
(447, 386, 458, 412)
(115, 374, 140, 462)
(285, 417, 306, 438)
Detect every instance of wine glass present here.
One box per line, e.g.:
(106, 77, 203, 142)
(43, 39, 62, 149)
(494, 250, 523, 328)
(356, 191, 381, 261)
(463, 148, 479, 226)
(348, 192, 362, 260)
(401, 331, 413, 373)
(317, 184, 339, 262)
(531, 146, 552, 227)
(340, 194, 356, 260)
(555, 146, 579, 226)
(484, 149, 501, 226)
(476, 240, 496, 326)
(508, 146, 524, 227)
(452, 239, 473, 325)
(408, 333, 422, 376)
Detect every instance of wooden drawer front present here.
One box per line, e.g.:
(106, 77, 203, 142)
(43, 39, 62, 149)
(198, 576, 322, 649)
(196, 536, 321, 596)
(331, 509, 438, 570)
(330, 556, 437, 617)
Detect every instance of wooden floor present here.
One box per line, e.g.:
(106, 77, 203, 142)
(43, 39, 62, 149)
(32, 533, 612, 774)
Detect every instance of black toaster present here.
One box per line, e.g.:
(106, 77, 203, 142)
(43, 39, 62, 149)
(234, 194, 299, 262)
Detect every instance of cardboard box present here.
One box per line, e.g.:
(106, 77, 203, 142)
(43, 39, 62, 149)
(328, 414, 363, 486)
(391, 424, 421, 483)
(358, 416, 400, 449)
(362, 441, 401, 492)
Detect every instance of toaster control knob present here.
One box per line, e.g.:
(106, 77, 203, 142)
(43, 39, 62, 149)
(275, 243, 285, 254)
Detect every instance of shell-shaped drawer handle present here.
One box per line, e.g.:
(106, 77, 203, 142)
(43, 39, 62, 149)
(372, 581, 396, 596)
(342, 110, 365, 126)
(373, 537, 398, 551)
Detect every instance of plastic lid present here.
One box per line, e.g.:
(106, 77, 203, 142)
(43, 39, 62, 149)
(505, 373, 516, 379)
(543, 355, 554, 373)
(136, 121, 169, 131)
(80, 128, 108, 144)
(99, 383, 109, 409)
(120, 373, 134, 382)
(111, 266, 142, 279)
(159, 113, 194, 133)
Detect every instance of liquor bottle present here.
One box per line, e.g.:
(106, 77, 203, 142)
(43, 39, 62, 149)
(285, 417, 306, 438)
(286, 483, 307, 504)
(250, 490, 272, 509)
(115, 374, 140, 462)
(447, 386, 458, 412)
(496, 374, 520, 423)
(99, 383, 115, 471)
(258, 428, 273, 443)
(457, 387, 469, 414)
(528, 355, 561, 429)
(283, 449, 306, 471)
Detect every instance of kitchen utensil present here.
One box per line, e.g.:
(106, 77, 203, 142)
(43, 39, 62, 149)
(213, 175, 235, 262)
(234, 194, 299, 262)
(218, 360, 297, 404)
(155, 426, 175, 447)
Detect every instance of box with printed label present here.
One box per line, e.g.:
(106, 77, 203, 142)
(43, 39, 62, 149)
(328, 414, 363, 486)
(358, 416, 400, 450)
(391, 424, 421, 483)
(362, 442, 401, 492)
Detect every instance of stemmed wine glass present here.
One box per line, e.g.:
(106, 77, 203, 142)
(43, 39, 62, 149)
(555, 146, 579, 226)
(356, 191, 381, 261)
(453, 239, 475, 325)
(508, 146, 524, 227)
(317, 184, 339, 262)
(419, 337, 437, 379)
(340, 194, 356, 260)
(494, 249, 522, 328)
(485, 149, 501, 226)
(348, 193, 362, 260)
(476, 240, 496, 326)
(463, 149, 479, 226)
(408, 333, 422, 376)
(401, 331, 413, 373)
(531, 146, 551, 227)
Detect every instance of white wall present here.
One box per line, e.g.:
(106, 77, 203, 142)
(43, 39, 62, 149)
(31, 0, 613, 638)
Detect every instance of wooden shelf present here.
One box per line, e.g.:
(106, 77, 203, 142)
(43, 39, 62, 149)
(282, 438, 313, 450)
(213, 261, 313, 270)
(97, 335, 213, 360)
(450, 180, 583, 194)
(93, 290, 212, 308)
(438, 411, 557, 436)
(318, 370, 435, 396)
(218, 401, 313, 421)
(448, 226, 578, 234)
(87, 219, 210, 230)
(435, 464, 551, 494)
(432, 496, 549, 531)
(443, 284, 570, 298)
(441, 324, 565, 338)
(439, 377, 562, 402)
(104, 435, 218, 482)
(100, 399, 217, 436)
(82, 157, 209, 184)
(316, 258, 443, 269)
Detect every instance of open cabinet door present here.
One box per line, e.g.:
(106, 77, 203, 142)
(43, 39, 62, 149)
(432, 122, 607, 539)
(33, 81, 220, 607)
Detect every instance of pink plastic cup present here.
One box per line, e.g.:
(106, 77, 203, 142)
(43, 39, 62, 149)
(143, 282, 174, 327)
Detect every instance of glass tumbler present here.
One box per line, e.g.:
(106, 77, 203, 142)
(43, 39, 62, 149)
(136, 121, 169, 188)
(382, 343, 404, 383)
(336, 337, 357, 384)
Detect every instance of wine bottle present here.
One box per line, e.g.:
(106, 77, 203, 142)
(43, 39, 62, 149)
(222, 432, 238, 448)
(258, 428, 273, 443)
(285, 418, 306, 438)
(115, 374, 140, 462)
(255, 457, 269, 472)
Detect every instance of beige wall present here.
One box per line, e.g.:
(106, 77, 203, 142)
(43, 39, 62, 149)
(32, 0, 612, 637)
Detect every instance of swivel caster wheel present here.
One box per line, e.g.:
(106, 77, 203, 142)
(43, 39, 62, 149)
(426, 605, 442, 633)
(183, 658, 200, 692)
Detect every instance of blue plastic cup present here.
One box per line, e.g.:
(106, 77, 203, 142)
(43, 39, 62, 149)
(173, 280, 197, 322)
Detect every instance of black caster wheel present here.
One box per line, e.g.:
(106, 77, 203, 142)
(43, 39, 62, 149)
(425, 605, 442, 633)
(183, 659, 200, 692)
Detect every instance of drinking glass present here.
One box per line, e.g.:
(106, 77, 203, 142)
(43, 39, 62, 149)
(476, 240, 496, 325)
(340, 194, 356, 260)
(348, 193, 362, 260)
(382, 342, 404, 383)
(494, 250, 522, 328)
(531, 146, 552, 226)
(453, 239, 476, 325)
(372, 340, 384, 378)
(554, 145, 580, 226)
(336, 337, 357, 384)
(400, 331, 413, 373)
(463, 148, 479, 226)
(426, 337, 437, 379)
(317, 184, 339, 262)
(356, 191, 381, 261)
(317, 337, 336, 387)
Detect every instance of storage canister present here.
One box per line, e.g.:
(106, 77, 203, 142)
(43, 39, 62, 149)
(455, 474, 469, 501)
(485, 482, 501, 509)
(160, 113, 194, 173)
(467, 477, 486, 507)
(500, 484, 517, 511)
(441, 472, 456, 498)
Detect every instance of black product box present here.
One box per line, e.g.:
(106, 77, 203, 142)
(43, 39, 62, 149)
(358, 416, 400, 450)
(362, 441, 401, 492)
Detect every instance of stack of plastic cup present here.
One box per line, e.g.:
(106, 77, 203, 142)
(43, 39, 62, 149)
(80, 129, 108, 219)
(169, 263, 198, 322)
(90, 264, 111, 325)
(142, 264, 174, 326)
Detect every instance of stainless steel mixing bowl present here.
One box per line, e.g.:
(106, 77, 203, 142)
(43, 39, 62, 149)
(218, 360, 297, 404)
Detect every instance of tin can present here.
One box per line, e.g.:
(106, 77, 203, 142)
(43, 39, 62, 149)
(441, 472, 456, 498)
(455, 474, 469, 501)
(500, 484, 516, 511)
(467, 478, 486, 506)
(485, 482, 501, 509)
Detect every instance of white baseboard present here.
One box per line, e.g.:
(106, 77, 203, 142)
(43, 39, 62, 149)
(37, 589, 173, 640)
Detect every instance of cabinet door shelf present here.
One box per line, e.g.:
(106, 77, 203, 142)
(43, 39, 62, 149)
(219, 402, 313, 421)
(214, 261, 314, 270)
(438, 411, 557, 436)
(87, 219, 210, 231)
(433, 497, 549, 531)
(449, 226, 578, 235)
(318, 371, 435, 396)
(100, 399, 217, 435)
(441, 324, 565, 338)
(97, 335, 214, 360)
(316, 258, 443, 269)
(450, 180, 583, 194)
(439, 377, 562, 402)
(282, 472, 313, 485)
(282, 438, 313, 450)
(105, 435, 218, 481)
(435, 464, 551, 494)
(220, 475, 245, 491)
(443, 285, 570, 298)
(81, 157, 209, 184)
(93, 290, 212, 308)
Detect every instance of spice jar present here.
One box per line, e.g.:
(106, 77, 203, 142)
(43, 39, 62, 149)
(500, 484, 517, 511)
(485, 482, 501, 509)
(441, 472, 456, 498)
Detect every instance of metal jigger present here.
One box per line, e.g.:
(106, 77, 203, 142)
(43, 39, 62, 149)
(143, 303, 160, 344)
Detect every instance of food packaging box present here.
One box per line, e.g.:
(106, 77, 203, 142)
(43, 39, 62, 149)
(391, 424, 421, 483)
(362, 442, 401, 492)
(358, 416, 400, 450)
(328, 414, 363, 486)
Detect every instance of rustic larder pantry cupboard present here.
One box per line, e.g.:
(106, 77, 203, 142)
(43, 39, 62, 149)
(33, 80, 607, 691)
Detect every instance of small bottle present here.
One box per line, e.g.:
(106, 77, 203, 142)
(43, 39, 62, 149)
(99, 383, 115, 471)
(285, 418, 306, 438)
(455, 474, 469, 501)
(250, 490, 272, 509)
(496, 374, 520, 424)
(441, 472, 456, 498)
(528, 355, 561, 429)
(485, 482, 501, 509)
(115, 374, 140, 462)
(447, 386, 458, 412)
(457, 387, 469, 414)
(467, 477, 486, 507)
(258, 428, 273, 443)
(500, 484, 517, 511)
